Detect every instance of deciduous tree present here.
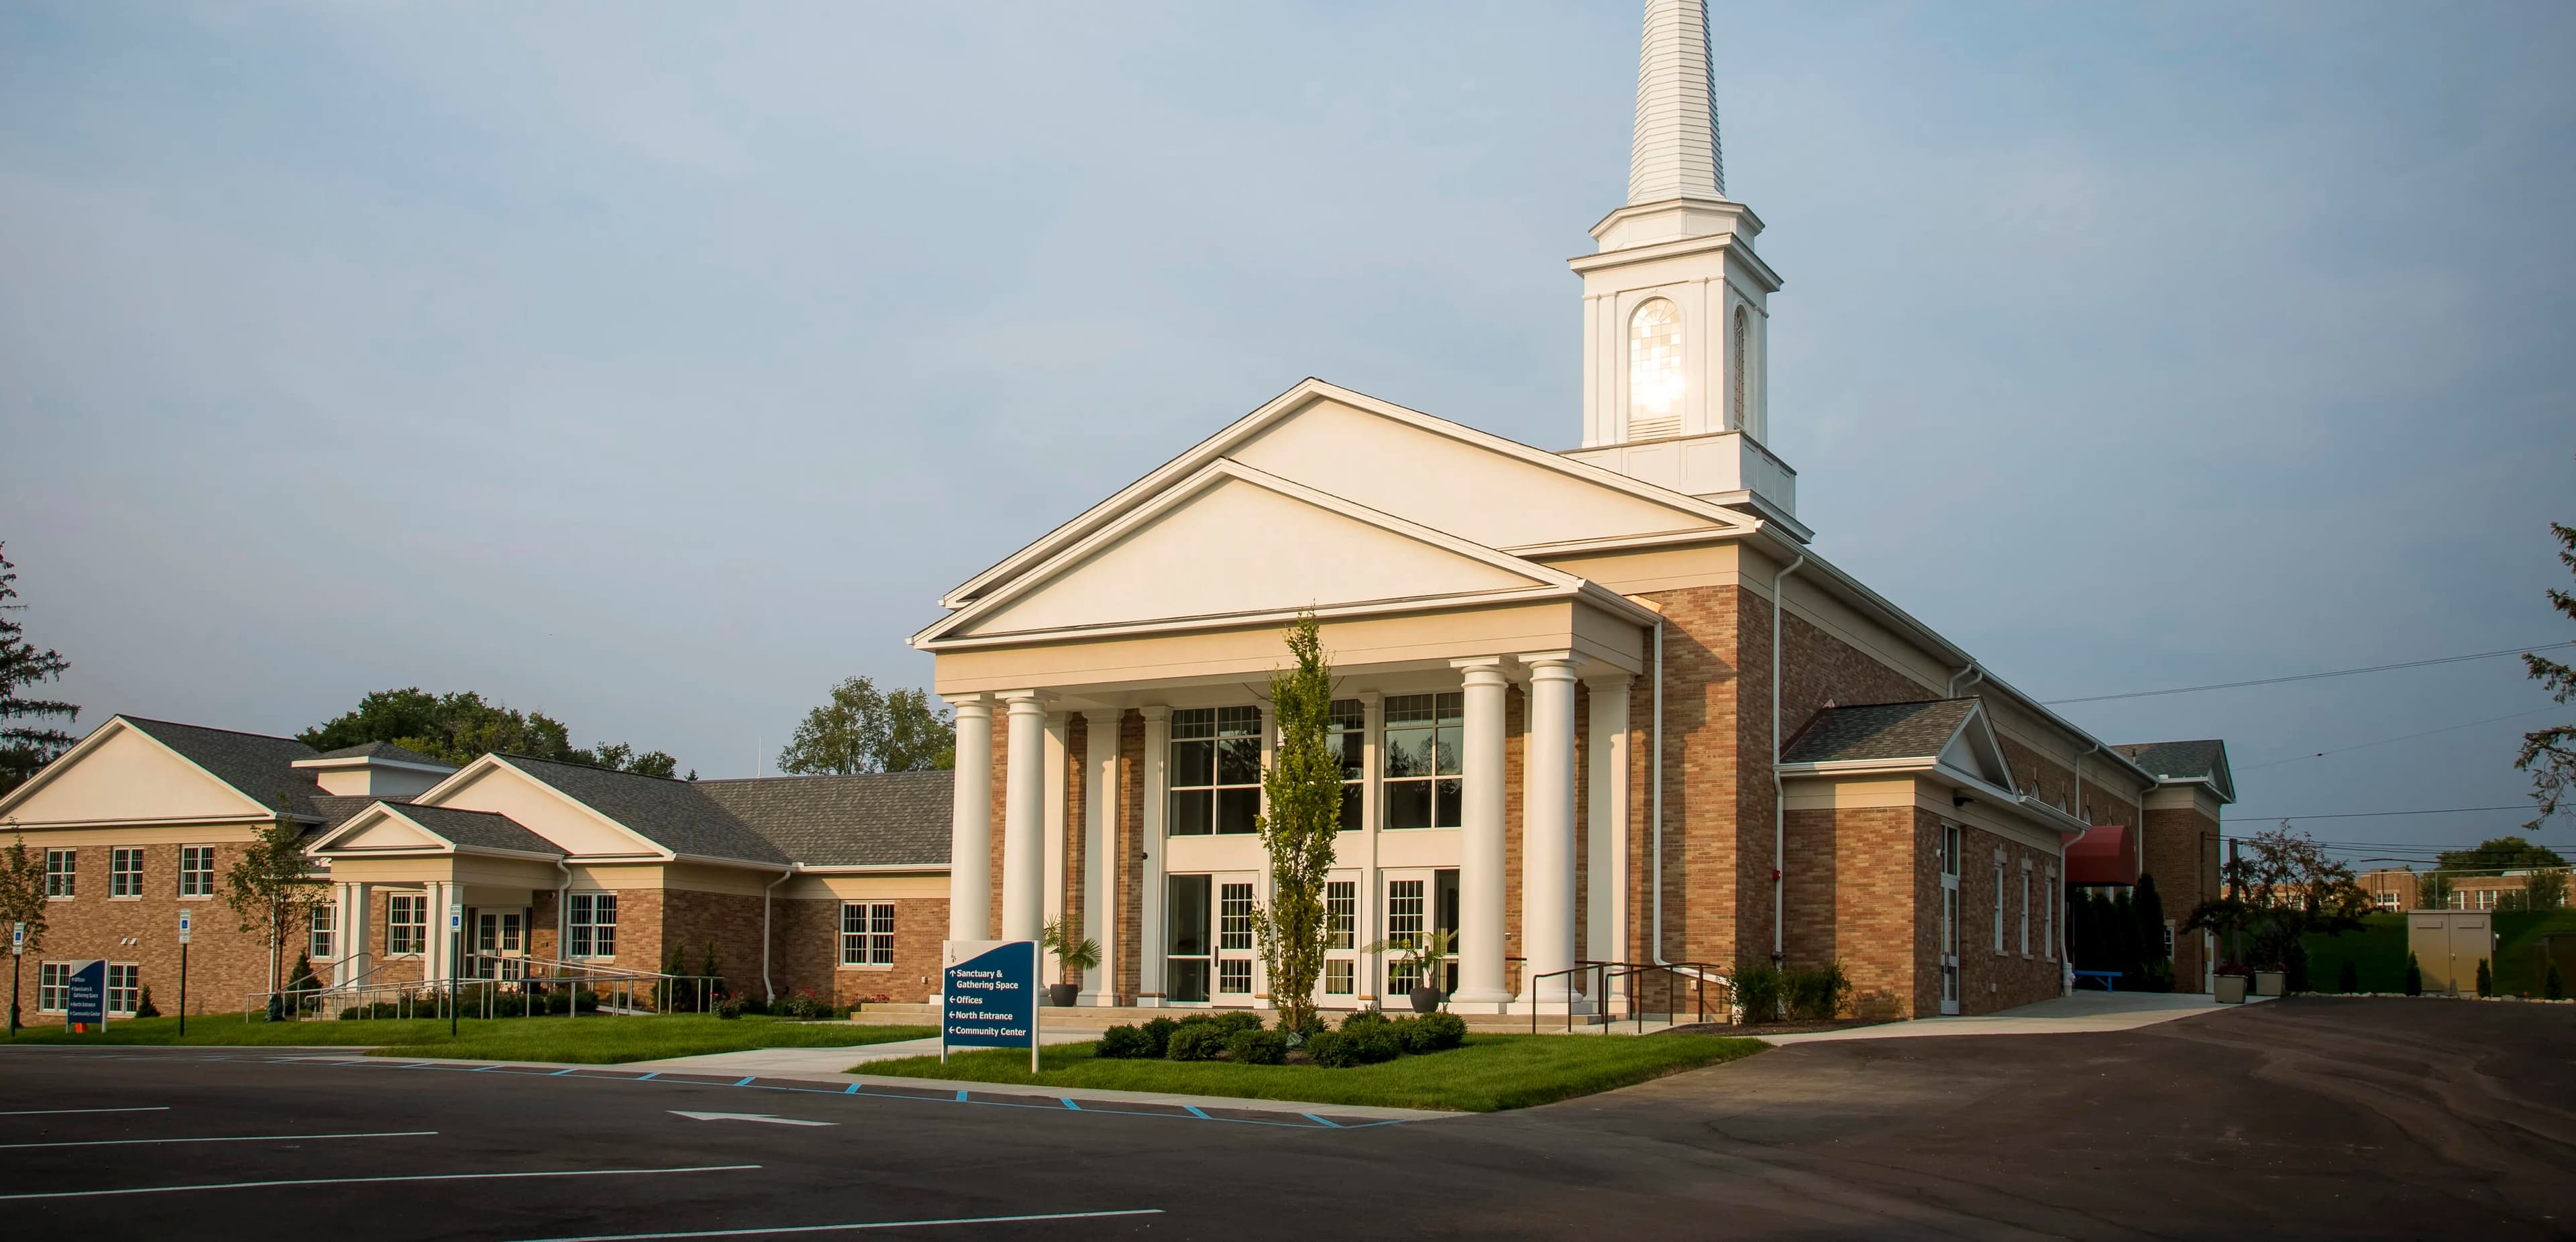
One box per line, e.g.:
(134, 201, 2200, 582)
(0, 545, 77, 796)
(2519, 512, 2575, 826)
(2184, 824, 2373, 989)
(300, 687, 678, 777)
(777, 677, 954, 774)
(1253, 613, 1341, 1035)
(225, 810, 330, 1008)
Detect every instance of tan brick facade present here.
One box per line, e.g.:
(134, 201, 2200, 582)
(11, 840, 284, 1021)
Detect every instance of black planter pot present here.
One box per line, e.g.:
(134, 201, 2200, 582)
(1046, 983, 1080, 1007)
(1409, 986, 1443, 1014)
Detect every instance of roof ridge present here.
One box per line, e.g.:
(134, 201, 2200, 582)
(121, 715, 318, 750)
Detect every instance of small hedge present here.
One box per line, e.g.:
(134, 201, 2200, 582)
(1095, 1009, 1464, 1069)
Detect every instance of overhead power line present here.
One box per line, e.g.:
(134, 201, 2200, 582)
(2239, 706, 2565, 770)
(2226, 804, 2534, 824)
(2043, 640, 2576, 706)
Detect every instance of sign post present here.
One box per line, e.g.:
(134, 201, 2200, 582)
(65, 959, 105, 1034)
(9, 921, 23, 1040)
(449, 903, 464, 1036)
(941, 940, 1041, 1074)
(177, 909, 192, 1036)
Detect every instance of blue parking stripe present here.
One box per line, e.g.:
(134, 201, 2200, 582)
(734, 1076, 756, 1086)
(1062, 1098, 1081, 1111)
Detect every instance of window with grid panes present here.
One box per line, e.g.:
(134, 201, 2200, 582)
(45, 848, 74, 897)
(1328, 699, 1363, 830)
(309, 903, 335, 962)
(107, 964, 140, 1015)
(39, 962, 69, 1011)
(1385, 879, 1426, 991)
(568, 893, 616, 958)
(1383, 693, 1462, 830)
(179, 846, 215, 897)
(1169, 706, 1261, 836)
(111, 848, 143, 897)
(387, 895, 425, 956)
(1326, 881, 1355, 949)
(841, 902, 896, 966)
(1326, 960, 1354, 995)
(1218, 959, 1252, 995)
(1219, 883, 1254, 950)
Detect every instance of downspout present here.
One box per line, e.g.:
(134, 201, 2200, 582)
(762, 866, 792, 1004)
(553, 858, 571, 963)
(1650, 619, 1667, 964)
(1770, 554, 1808, 967)
(1948, 662, 1984, 697)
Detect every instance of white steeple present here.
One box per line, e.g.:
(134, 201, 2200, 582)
(1564, 0, 1803, 540)
(1628, 0, 1725, 205)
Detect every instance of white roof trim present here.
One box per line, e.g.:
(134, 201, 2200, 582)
(290, 755, 458, 777)
(914, 457, 1651, 649)
(936, 378, 1758, 610)
(0, 716, 290, 826)
(398, 754, 678, 863)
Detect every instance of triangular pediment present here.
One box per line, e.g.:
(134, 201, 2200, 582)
(315, 805, 445, 853)
(939, 379, 1757, 610)
(0, 718, 276, 826)
(930, 461, 1578, 643)
(1938, 705, 2017, 793)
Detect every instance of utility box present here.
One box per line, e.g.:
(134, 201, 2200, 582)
(2408, 911, 2494, 995)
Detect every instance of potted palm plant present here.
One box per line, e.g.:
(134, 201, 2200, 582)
(1362, 929, 1456, 1014)
(1038, 919, 1100, 1007)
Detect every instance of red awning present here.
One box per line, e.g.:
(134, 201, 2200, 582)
(2064, 824, 2137, 887)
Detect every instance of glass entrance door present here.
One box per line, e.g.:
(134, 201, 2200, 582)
(1215, 879, 1258, 1003)
(1167, 876, 1212, 1003)
(474, 910, 527, 980)
(1939, 826, 1961, 1016)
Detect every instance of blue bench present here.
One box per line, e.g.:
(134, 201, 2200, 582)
(2072, 970, 2121, 992)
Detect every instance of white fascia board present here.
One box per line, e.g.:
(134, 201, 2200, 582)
(934, 378, 1756, 610)
(1507, 524, 1756, 559)
(920, 585, 1588, 652)
(290, 756, 459, 777)
(482, 757, 677, 862)
(667, 852, 792, 873)
(1778, 756, 1937, 777)
(914, 457, 1591, 649)
(307, 801, 406, 854)
(0, 813, 284, 832)
(789, 863, 950, 874)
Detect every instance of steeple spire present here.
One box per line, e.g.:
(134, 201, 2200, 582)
(1627, 0, 1725, 204)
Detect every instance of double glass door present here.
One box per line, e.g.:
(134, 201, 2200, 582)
(1382, 869, 1459, 997)
(1166, 873, 1259, 1005)
(474, 909, 527, 980)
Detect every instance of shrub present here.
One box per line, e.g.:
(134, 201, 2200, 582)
(1226, 1027, 1288, 1065)
(2547, 963, 2565, 1001)
(2404, 953, 2422, 997)
(1785, 963, 1852, 1021)
(716, 998, 745, 1020)
(1205, 1011, 1264, 1037)
(1138, 1017, 1179, 1058)
(134, 986, 162, 1019)
(1405, 1012, 1467, 1052)
(776, 989, 833, 1020)
(1732, 961, 1785, 1024)
(1340, 1010, 1391, 1031)
(2337, 959, 2361, 994)
(2476, 959, 2493, 998)
(1095, 1025, 1155, 1059)
(1165, 1025, 1228, 1062)
(1344, 1022, 1405, 1066)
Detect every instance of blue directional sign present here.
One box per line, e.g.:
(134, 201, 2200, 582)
(942, 940, 1039, 1065)
(64, 959, 106, 1029)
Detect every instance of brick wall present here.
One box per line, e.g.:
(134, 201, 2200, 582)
(1955, 824, 2064, 1014)
(1118, 710, 1144, 1004)
(770, 896, 946, 1006)
(10, 840, 284, 1020)
(2142, 803, 2221, 991)
(1780, 805, 1924, 1018)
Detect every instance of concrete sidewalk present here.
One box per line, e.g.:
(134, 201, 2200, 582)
(614, 1031, 1093, 1078)
(1762, 990, 2269, 1044)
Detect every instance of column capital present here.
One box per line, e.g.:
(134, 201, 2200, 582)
(1080, 707, 1122, 727)
(1520, 651, 1578, 678)
(998, 689, 1049, 714)
(1451, 656, 1513, 687)
(1138, 703, 1172, 722)
(950, 693, 994, 718)
(1583, 670, 1635, 691)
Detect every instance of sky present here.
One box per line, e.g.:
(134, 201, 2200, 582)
(5, 1, 2572, 863)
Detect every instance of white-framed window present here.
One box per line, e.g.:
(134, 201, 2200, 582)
(45, 848, 74, 899)
(107, 964, 140, 1015)
(1992, 853, 2006, 955)
(38, 962, 71, 1012)
(1169, 706, 1262, 836)
(1326, 881, 1356, 950)
(1628, 297, 1683, 439)
(309, 903, 335, 962)
(841, 902, 895, 966)
(386, 894, 426, 956)
(1326, 959, 1354, 995)
(1219, 883, 1254, 953)
(1328, 699, 1364, 832)
(1218, 958, 1252, 996)
(1386, 879, 1426, 993)
(110, 848, 144, 898)
(2043, 866, 2057, 961)
(1383, 693, 1463, 830)
(568, 893, 617, 958)
(2019, 858, 2032, 957)
(2162, 920, 2176, 960)
(179, 846, 215, 897)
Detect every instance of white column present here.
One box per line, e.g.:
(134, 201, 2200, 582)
(1452, 658, 1513, 1009)
(1521, 654, 1580, 1011)
(1081, 709, 1119, 1005)
(947, 695, 994, 942)
(1357, 691, 1383, 1010)
(341, 882, 374, 988)
(1001, 691, 1048, 944)
(1585, 676, 1632, 1006)
(1042, 710, 1069, 938)
(1139, 705, 1171, 1005)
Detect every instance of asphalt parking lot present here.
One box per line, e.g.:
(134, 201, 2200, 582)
(1, 997, 2569, 1240)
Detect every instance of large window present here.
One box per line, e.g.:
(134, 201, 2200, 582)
(1383, 871, 1460, 994)
(179, 846, 215, 898)
(310, 903, 335, 962)
(2019, 859, 2031, 956)
(1169, 706, 1261, 836)
(1383, 693, 1462, 830)
(38, 962, 69, 1012)
(1326, 881, 1356, 950)
(45, 848, 74, 899)
(2043, 866, 2057, 961)
(1628, 298, 1683, 439)
(1992, 855, 2006, 955)
(1218, 882, 1254, 995)
(568, 893, 617, 959)
(1328, 699, 1364, 831)
(110, 848, 144, 898)
(841, 902, 896, 966)
(107, 964, 140, 1015)
(1167, 875, 1211, 1004)
(386, 895, 426, 956)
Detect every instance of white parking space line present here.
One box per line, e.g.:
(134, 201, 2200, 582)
(0, 1106, 172, 1117)
(0, 1164, 762, 1202)
(513, 1208, 1167, 1241)
(0, 1129, 436, 1151)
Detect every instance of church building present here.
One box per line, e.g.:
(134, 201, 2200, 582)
(917, 0, 2233, 1019)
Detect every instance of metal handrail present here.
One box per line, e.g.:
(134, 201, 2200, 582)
(1529, 960, 1731, 1035)
(248, 954, 724, 1021)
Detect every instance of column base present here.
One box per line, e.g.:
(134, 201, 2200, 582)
(1505, 993, 1596, 1017)
(1075, 991, 1108, 1007)
(1448, 987, 1515, 1014)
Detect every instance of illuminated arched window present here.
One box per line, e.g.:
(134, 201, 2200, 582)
(1627, 298, 1682, 439)
(1730, 304, 1750, 431)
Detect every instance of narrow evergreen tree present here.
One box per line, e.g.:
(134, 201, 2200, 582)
(0, 545, 77, 797)
(2475, 958, 2493, 998)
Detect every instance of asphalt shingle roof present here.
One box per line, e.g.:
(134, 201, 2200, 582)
(312, 795, 386, 832)
(1780, 699, 1980, 765)
(501, 756, 792, 866)
(2112, 740, 2236, 801)
(121, 717, 325, 820)
(313, 741, 450, 767)
(392, 804, 563, 856)
(695, 771, 953, 867)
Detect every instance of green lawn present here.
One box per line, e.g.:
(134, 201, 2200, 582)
(855, 1032, 1765, 1113)
(2304, 910, 2576, 995)
(4, 1013, 934, 1064)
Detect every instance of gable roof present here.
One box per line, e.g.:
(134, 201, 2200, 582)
(936, 378, 1760, 611)
(314, 741, 446, 765)
(2112, 740, 2237, 803)
(386, 804, 564, 857)
(118, 717, 325, 820)
(1781, 699, 1982, 764)
(694, 771, 951, 867)
(499, 756, 791, 866)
